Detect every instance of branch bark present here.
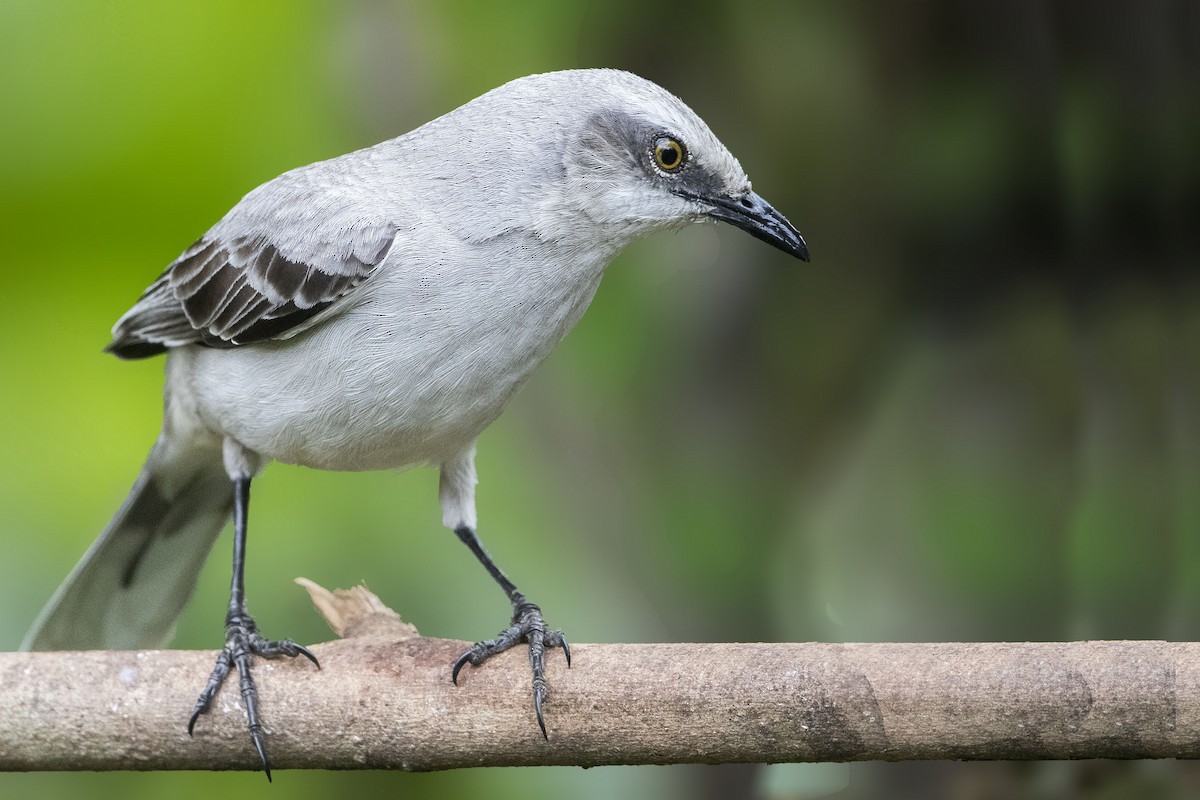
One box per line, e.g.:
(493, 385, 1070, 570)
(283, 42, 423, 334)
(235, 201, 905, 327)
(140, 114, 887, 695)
(2, 580, 1198, 772)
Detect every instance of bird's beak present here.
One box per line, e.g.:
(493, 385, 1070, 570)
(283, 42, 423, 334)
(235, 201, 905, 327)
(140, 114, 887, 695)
(677, 188, 810, 262)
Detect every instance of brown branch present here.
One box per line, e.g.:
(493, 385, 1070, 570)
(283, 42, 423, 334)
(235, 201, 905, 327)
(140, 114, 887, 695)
(2, 580, 1198, 772)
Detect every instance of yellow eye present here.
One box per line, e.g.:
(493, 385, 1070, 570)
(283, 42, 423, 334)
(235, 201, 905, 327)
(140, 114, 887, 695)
(653, 136, 686, 172)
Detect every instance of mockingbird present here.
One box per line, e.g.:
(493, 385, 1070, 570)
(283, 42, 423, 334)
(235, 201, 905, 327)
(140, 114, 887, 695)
(24, 69, 808, 777)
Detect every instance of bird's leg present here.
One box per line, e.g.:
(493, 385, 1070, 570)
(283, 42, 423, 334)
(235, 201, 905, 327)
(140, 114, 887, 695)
(450, 524, 571, 738)
(187, 476, 318, 781)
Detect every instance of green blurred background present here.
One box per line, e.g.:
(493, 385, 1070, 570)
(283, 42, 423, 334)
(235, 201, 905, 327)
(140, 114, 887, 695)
(2, 1, 1198, 797)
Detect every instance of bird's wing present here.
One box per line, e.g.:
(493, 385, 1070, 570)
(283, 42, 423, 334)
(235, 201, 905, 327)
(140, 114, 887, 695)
(107, 166, 401, 359)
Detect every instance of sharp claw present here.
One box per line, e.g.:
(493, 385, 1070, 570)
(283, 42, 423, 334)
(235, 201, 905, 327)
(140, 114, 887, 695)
(535, 689, 548, 740)
(561, 635, 572, 668)
(451, 651, 472, 685)
(251, 730, 271, 782)
(296, 643, 321, 669)
(187, 709, 201, 737)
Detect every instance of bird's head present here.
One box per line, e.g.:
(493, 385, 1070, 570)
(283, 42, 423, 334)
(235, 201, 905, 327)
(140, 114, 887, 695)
(552, 70, 809, 262)
(409, 70, 807, 263)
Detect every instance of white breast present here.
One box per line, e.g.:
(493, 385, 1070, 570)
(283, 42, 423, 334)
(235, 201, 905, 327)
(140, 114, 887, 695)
(167, 230, 614, 472)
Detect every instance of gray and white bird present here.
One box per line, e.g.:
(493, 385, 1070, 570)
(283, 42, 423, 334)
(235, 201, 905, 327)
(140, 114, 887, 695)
(24, 69, 808, 776)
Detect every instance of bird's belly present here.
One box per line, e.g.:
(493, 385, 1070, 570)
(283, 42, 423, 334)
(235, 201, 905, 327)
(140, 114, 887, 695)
(170, 265, 604, 471)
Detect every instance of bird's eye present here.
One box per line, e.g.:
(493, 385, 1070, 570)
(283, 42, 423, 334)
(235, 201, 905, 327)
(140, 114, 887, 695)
(652, 136, 686, 173)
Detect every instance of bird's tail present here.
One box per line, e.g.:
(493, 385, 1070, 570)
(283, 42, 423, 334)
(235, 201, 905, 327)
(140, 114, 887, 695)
(22, 436, 233, 651)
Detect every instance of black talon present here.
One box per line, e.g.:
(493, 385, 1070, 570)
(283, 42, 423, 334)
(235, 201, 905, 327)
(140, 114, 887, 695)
(451, 650, 473, 685)
(252, 724, 273, 782)
(535, 688, 548, 740)
(558, 634, 572, 668)
(295, 643, 321, 669)
(251, 729, 271, 782)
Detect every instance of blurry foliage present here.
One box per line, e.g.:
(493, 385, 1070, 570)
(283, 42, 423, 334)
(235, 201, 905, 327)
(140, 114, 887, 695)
(1, 1, 1198, 798)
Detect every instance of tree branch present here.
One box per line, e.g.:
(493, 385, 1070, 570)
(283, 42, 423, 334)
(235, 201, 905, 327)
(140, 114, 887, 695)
(2, 580, 1197, 772)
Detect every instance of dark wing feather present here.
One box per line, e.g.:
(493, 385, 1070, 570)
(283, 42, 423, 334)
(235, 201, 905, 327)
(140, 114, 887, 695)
(106, 229, 398, 359)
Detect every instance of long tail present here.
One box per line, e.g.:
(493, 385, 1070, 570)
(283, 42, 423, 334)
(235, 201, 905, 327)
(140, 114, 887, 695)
(22, 436, 233, 651)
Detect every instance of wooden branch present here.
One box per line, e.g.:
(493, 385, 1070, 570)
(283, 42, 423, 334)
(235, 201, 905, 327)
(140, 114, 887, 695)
(2, 580, 1198, 772)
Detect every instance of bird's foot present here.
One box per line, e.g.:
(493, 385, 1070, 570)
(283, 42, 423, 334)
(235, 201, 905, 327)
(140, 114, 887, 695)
(187, 608, 319, 781)
(452, 593, 571, 738)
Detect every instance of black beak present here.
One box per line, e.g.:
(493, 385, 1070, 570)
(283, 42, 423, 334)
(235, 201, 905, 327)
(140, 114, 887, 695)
(676, 189, 810, 262)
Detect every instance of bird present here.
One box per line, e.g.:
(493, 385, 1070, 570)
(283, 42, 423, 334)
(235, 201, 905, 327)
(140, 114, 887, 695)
(23, 68, 809, 778)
